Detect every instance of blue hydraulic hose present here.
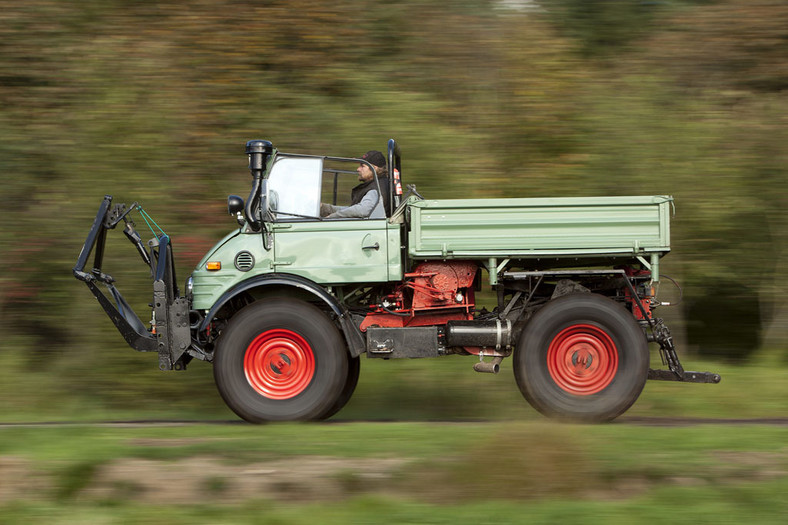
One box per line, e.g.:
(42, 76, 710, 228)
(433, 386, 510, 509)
(136, 205, 167, 239)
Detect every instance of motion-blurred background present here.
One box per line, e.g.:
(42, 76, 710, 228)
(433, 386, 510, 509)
(1, 0, 786, 420)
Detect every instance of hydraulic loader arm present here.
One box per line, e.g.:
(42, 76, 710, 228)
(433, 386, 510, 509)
(73, 195, 191, 370)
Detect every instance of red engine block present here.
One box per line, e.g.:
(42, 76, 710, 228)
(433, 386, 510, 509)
(360, 261, 478, 330)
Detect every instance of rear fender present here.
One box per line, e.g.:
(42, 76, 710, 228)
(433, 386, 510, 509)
(199, 273, 365, 357)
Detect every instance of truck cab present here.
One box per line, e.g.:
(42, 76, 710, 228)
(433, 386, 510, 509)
(191, 141, 405, 312)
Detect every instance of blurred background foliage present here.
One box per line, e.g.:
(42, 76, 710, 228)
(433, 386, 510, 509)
(1, 0, 787, 414)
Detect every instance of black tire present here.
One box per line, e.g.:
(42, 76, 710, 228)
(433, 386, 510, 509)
(320, 354, 360, 420)
(213, 298, 348, 422)
(513, 293, 649, 422)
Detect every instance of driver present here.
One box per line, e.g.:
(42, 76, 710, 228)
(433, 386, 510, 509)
(320, 151, 389, 219)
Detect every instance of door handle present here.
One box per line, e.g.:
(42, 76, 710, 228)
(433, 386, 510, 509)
(362, 242, 380, 251)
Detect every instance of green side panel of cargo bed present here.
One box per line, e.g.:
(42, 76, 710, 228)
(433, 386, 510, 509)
(407, 195, 672, 259)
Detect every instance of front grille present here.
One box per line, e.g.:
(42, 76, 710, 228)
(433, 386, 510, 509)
(234, 251, 255, 272)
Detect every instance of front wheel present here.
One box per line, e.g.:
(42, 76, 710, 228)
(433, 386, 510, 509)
(320, 354, 360, 420)
(213, 298, 349, 422)
(514, 293, 649, 422)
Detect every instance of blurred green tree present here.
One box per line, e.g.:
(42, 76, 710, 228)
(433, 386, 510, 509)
(1, 0, 786, 414)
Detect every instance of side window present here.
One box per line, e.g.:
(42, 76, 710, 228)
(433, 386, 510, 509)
(321, 164, 360, 209)
(267, 157, 323, 219)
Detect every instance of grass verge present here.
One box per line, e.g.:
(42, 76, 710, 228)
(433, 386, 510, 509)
(1, 420, 786, 523)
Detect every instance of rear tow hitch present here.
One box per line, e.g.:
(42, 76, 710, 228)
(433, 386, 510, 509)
(646, 318, 721, 384)
(647, 369, 721, 383)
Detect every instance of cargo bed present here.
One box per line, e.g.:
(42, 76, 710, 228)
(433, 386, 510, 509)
(407, 195, 672, 274)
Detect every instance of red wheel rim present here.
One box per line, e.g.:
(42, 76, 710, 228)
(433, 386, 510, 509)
(244, 329, 315, 400)
(547, 324, 618, 395)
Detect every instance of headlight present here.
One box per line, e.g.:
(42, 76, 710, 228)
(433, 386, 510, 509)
(185, 276, 194, 301)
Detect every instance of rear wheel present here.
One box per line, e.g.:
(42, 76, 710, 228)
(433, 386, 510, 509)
(514, 293, 649, 422)
(213, 298, 348, 422)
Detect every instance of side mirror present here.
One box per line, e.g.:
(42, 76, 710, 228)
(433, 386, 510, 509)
(260, 180, 269, 219)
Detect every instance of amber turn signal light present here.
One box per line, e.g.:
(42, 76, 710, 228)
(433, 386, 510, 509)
(206, 261, 222, 271)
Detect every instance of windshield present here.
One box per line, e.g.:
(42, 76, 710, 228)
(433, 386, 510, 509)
(267, 157, 323, 219)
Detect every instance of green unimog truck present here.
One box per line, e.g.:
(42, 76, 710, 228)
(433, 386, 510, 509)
(74, 139, 719, 423)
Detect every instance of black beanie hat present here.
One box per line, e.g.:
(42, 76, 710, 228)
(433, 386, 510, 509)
(362, 150, 386, 168)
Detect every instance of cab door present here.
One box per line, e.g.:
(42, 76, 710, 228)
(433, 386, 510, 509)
(265, 155, 393, 284)
(272, 219, 391, 284)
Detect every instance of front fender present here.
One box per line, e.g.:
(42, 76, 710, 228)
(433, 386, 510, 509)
(199, 273, 365, 357)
